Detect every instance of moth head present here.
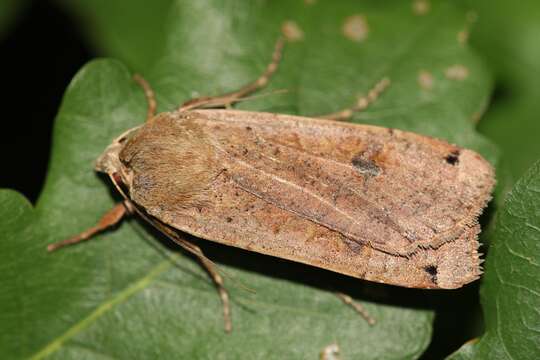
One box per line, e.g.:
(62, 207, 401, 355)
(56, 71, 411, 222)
(95, 127, 141, 184)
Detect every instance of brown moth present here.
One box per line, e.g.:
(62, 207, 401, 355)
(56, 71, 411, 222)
(49, 38, 494, 330)
(104, 108, 493, 288)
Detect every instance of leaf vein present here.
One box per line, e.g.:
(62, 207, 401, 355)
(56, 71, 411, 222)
(30, 260, 171, 360)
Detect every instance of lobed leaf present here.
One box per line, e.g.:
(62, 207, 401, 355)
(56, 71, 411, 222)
(1, 1, 497, 359)
(448, 160, 540, 359)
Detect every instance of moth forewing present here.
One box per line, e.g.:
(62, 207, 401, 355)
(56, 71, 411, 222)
(108, 109, 494, 289)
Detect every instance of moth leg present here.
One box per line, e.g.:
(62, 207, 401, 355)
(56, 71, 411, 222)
(146, 218, 233, 333)
(130, 203, 233, 333)
(47, 202, 129, 252)
(336, 292, 376, 325)
(173, 242, 232, 332)
(192, 245, 232, 333)
(133, 74, 157, 122)
(317, 77, 391, 121)
(179, 37, 285, 111)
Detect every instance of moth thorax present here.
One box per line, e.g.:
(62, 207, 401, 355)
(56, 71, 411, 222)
(117, 113, 221, 211)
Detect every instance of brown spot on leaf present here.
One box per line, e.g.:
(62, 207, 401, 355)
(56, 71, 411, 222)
(466, 11, 478, 23)
(342, 15, 369, 43)
(320, 343, 341, 360)
(282, 21, 304, 42)
(458, 11, 478, 45)
(445, 65, 469, 80)
(458, 30, 469, 45)
(418, 70, 434, 90)
(412, 0, 430, 15)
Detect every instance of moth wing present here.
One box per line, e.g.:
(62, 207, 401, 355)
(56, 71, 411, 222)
(194, 110, 494, 257)
(122, 110, 490, 288)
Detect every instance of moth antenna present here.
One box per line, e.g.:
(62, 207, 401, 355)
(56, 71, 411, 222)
(179, 37, 285, 111)
(228, 88, 289, 105)
(318, 77, 391, 121)
(133, 73, 157, 122)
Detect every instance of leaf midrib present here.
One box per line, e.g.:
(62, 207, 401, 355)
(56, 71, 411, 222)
(30, 260, 172, 360)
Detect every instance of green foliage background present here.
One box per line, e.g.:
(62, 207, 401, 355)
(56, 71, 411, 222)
(1, 0, 538, 359)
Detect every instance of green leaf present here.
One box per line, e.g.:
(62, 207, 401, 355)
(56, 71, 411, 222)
(1, 1, 496, 359)
(447, 159, 540, 360)
(56, 0, 173, 72)
(462, 0, 540, 190)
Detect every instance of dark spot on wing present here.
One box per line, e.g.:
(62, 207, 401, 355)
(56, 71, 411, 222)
(424, 265, 438, 284)
(445, 150, 460, 165)
(351, 155, 380, 177)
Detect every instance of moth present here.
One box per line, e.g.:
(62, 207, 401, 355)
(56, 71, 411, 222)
(49, 38, 495, 330)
